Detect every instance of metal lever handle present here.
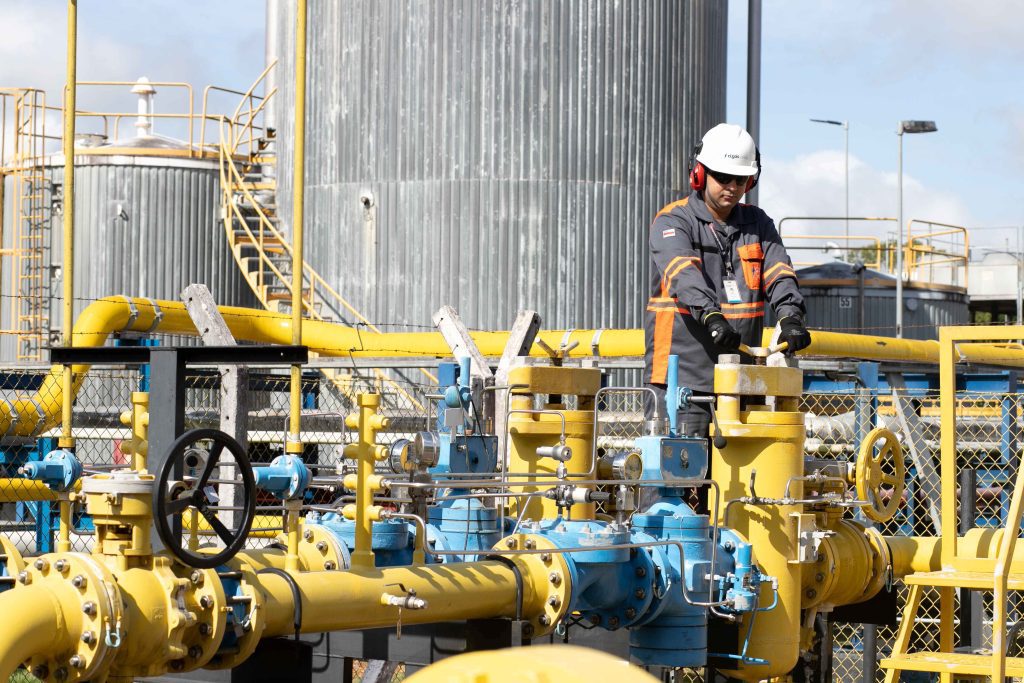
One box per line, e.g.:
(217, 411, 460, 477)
(687, 395, 727, 450)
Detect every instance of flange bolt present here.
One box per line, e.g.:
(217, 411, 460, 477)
(538, 614, 551, 626)
(548, 572, 562, 586)
(190, 570, 204, 586)
(34, 558, 48, 571)
(54, 559, 68, 573)
(304, 529, 314, 541)
(69, 655, 84, 669)
(316, 541, 328, 552)
(72, 574, 87, 588)
(81, 631, 96, 645)
(82, 601, 97, 616)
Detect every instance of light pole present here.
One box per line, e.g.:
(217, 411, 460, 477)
(810, 118, 849, 256)
(896, 120, 938, 338)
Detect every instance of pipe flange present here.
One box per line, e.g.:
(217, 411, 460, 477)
(494, 534, 572, 638)
(861, 523, 893, 599)
(145, 557, 231, 675)
(22, 553, 121, 682)
(287, 522, 351, 571)
(579, 546, 656, 630)
(203, 570, 265, 670)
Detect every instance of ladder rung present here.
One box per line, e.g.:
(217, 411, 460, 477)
(881, 651, 1024, 675)
(903, 570, 1024, 590)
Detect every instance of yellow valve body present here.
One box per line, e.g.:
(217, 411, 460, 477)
(506, 365, 599, 520)
(710, 363, 805, 681)
(404, 645, 659, 683)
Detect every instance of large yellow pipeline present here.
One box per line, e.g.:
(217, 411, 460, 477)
(8, 295, 1024, 439)
(257, 562, 533, 636)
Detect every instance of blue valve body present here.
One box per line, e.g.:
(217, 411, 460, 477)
(20, 449, 82, 492)
(253, 454, 311, 500)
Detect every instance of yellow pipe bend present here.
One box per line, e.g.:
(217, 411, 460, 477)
(0, 582, 69, 679)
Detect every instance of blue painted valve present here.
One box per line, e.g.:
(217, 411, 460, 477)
(19, 449, 83, 492)
(254, 454, 312, 500)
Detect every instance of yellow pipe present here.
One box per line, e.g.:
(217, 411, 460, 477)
(284, 499, 301, 572)
(60, 0, 77, 449)
(0, 581, 69, 677)
(886, 529, 1024, 578)
(404, 645, 659, 683)
(0, 476, 85, 503)
(11, 296, 1024, 439)
(257, 562, 530, 636)
(344, 394, 388, 569)
(287, 0, 307, 450)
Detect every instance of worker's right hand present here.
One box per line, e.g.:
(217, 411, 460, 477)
(704, 313, 741, 351)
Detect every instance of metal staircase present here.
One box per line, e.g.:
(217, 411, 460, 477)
(218, 65, 430, 407)
(881, 327, 1024, 681)
(1, 88, 52, 361)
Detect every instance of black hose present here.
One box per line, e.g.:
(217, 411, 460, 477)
(256, 567, 303, 640)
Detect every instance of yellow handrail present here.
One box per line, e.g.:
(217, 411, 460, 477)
(906, 219, 969, 288)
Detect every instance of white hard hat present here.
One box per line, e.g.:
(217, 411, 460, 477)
(695, 124, 759, 176)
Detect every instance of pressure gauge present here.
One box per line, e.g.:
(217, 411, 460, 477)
(598, 451, 643, 481)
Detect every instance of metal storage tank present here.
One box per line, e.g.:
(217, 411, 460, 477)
(791, 261, 969, 340)
(1, 133, 255, 359)
(266, 0, 728, 331)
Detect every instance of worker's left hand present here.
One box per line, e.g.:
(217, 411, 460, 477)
(778, 316, 811, 354)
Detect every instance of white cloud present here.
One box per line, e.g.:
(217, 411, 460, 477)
(757, 149, 978, 262)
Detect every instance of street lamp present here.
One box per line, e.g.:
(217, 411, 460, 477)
(896, 119, 938, 338)
(810, 118, 849, 255)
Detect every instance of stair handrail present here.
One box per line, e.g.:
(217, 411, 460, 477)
(990, 450, 1024, 678)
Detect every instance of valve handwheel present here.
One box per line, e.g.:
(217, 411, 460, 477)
(154, 428, 256, 568)
(855, 428, 906, 523)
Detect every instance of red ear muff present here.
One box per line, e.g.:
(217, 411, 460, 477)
(744, 145, 762, 193)
(689, 162, 706, 191)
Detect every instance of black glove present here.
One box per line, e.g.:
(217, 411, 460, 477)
(778, 316, 812, 354)
(704, 313, 741, 351)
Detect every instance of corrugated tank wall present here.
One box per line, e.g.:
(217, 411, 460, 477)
(40, 159, 255, 349)
(268, 0, 728, 331)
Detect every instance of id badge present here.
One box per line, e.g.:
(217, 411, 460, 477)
(723, 278, 742, 303)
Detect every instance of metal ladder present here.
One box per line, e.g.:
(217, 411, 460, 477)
(1, 88, 52, 361)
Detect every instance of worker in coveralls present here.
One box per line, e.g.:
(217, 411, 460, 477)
(644, 123, 811, 437)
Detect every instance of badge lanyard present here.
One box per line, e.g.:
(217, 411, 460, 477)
(708, 224, 742, 303)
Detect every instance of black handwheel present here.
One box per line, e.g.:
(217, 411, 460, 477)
(154, 428, 256, 569)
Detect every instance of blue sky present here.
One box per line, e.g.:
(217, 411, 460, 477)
(3, 1, 1020, 256)
(727, 1, 1024, 257)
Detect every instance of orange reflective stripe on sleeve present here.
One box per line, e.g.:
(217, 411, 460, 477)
(764, 263, 797, 288)
(660, 257, 701, 295)
(650, 308, 676, 384)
